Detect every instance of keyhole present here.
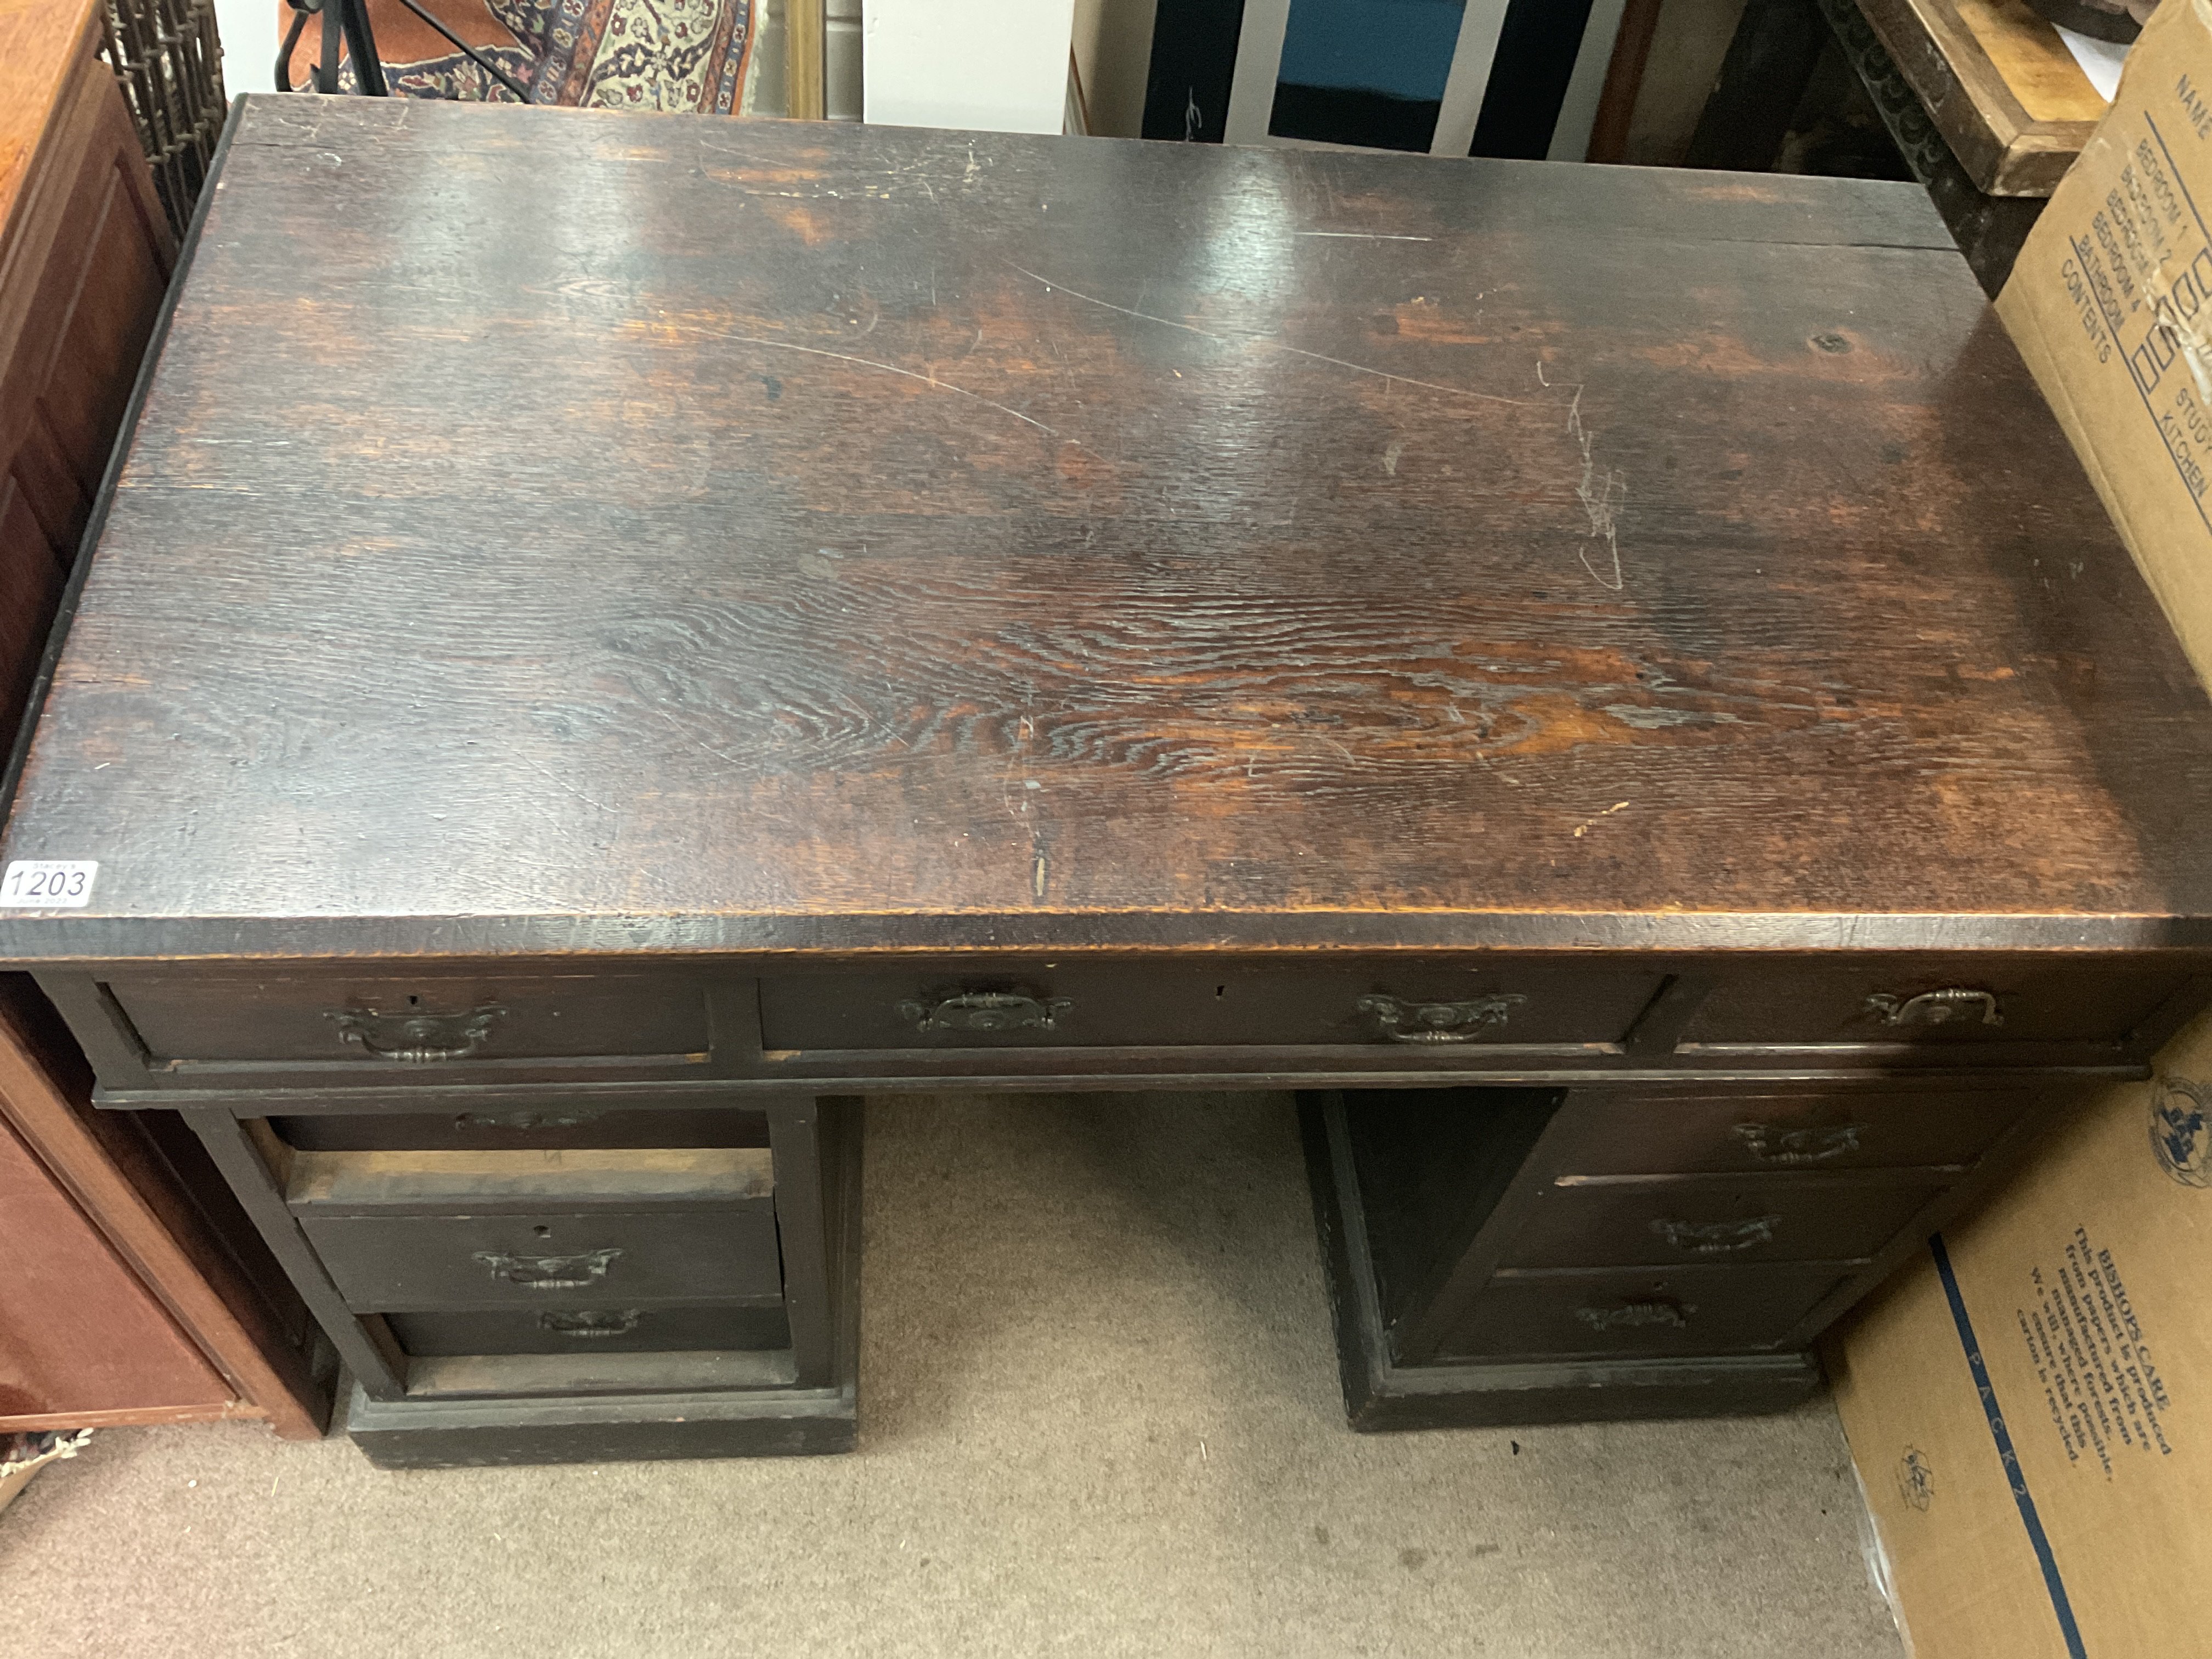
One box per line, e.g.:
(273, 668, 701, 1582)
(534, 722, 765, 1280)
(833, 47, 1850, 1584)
(406, 994, 420, 1007)
(532, 1225, 551, 1238)
(1215, 985, 1225, 998)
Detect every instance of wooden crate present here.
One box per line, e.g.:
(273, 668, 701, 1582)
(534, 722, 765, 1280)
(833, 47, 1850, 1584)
(1855, 0, 2109, 195)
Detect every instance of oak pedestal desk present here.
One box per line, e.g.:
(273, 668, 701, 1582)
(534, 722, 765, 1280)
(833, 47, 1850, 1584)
(5, 96, 2211, 1467)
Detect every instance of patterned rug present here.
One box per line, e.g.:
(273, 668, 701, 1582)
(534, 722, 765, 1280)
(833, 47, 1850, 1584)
(301, 0, 752, 112)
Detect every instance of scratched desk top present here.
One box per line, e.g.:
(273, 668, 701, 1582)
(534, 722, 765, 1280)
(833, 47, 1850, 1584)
(1, 95, 2207, 962)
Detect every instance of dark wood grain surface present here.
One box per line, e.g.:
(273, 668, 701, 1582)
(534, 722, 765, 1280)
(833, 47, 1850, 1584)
(3, 95, 2206, 961)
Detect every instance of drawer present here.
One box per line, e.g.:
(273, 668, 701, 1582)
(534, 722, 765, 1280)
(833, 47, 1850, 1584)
(102, 969, 714, 1069)
(1546, 1088, 2034, 1176)
(386, 1304, 791, 1355)
(1498, 1176, 1947, 1269)
(1680, 961, 2191, 1049)
(303, 1207, 783, 1311)
(273, 1106, 770, 1151)
(285, 1146, 781, 1311)
(1434, 1266, 1850, 1360)
(757, 961, 1665, 1050)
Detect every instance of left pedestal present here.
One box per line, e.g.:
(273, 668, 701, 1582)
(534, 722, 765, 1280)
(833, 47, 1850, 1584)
(174, 1094, 863, 1469)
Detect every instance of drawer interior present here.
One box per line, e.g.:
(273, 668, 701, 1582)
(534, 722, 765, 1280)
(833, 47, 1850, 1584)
(283, 1146, 774, 1212)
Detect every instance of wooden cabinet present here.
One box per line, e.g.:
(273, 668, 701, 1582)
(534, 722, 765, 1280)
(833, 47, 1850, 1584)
(0, 1092, 229, 1423)
(0, 0, 325, 1440)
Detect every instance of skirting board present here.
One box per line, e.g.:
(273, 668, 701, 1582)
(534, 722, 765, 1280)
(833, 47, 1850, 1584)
(346, 1379, 857, 1468)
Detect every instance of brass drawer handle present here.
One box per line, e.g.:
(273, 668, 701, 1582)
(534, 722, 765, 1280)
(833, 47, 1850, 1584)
(1576, 1300, 1691, 1331)
(328, 1003, 507, 1062)
(473, 1248, 621, 1289)
(1733, 1122, 1864, 1164)
(539, 1309, 640, 1338)
(1651, 1216, 1780, 1255)
(898, 991, 1071, 1034)
(1863, 989, 2002, 1029)
(1357, 994, 1525, 1043)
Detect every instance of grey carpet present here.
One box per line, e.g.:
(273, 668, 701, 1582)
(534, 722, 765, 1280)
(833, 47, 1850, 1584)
(0, 1091, 1903, 1658)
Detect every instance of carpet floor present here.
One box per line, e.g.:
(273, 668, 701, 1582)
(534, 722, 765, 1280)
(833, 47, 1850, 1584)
(0, 1091, 1904, 1658)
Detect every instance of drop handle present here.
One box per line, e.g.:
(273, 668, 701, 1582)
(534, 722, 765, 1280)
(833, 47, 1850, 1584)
(898, 991, 1071, 1032)
(1650, 1216, 1780, 1255)
(1734, 1122, 1864, 1164)
(328, 1002, 506, 1062)
(539, 1310, 641, 1338)
(1577, 1300, 1692, 1331)
(1358, 993, 1525, 1043)
(1863, 989, 2002, 1029)
(473, 1248, 622, 1289)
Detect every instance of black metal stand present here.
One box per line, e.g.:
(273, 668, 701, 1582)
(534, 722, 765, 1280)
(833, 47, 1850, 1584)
(279, 0, 385, 94)
(277, 0, 532, 101)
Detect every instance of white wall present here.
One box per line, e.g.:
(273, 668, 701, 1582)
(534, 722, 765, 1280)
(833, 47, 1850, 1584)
(213, 0, 280, 95)
(863, 0, 1076, 133)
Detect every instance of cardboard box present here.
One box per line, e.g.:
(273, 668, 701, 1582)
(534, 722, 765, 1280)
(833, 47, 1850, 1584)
(0, 1429, 88, 1518)
(1839, 19, 2212, 1653)
(1995, 0, 2212, 686)
(1830, 1005, 2212, 1658)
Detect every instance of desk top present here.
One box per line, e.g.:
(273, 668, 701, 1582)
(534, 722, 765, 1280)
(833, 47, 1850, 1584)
(2, 95, 2208, 962)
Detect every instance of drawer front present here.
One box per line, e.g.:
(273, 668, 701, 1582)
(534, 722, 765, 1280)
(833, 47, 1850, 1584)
(104, 970, 714, 1068)
(758, 962, 1664, 1051)
(274, 1107, 770, 1152)
(386, 1304, 791, 1356)
(1435, 1266, 1850, 1360)
(302, 1207, 782, 1311)
(1499, 1178, 1946, 1269)
(1547, 1088, 2035, 1176)
(1681, 962, 2190, 1049)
